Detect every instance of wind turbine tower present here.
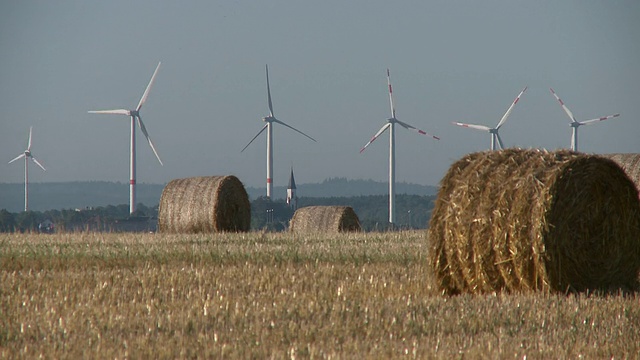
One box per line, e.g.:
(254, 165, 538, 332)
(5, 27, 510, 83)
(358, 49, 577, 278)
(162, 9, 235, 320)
(360, 69, 439, 225)
(550, 88, 620, 152)
(451, 86, 527, 150)
(242, 65, 316, 198)
(89, 62, 164, 214)
(8, 126, 46, 211)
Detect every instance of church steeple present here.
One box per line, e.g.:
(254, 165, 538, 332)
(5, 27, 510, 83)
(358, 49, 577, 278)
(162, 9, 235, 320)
(287, 167, 296, 190)
(287, 166, 297, 210)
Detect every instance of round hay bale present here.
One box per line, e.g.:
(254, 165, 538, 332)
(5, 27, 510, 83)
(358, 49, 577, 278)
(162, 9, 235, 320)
(601, 153, 640, 198)
(290, 206, 361, 234)
(158, 176, 250, 233)
(428, 149, 640, 295)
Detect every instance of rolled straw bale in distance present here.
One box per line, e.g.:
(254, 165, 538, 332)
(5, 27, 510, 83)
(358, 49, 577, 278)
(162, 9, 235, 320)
(601, 154, 640, 198)
(290, 206, 361, 234)
(428, 149, 640, 295)
(158, 176, 250, 233)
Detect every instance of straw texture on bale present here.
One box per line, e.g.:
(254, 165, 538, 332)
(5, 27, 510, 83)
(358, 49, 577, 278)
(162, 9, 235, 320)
(428, 149, 640, 295)
(601, 153, 640, 198)
(158, 176, 250, 233)
(290, 206, 361, 234)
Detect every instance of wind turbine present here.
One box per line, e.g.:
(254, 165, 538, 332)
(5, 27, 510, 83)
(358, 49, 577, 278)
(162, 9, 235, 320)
(550, 88, 620, 152)
(88, 62, 164, 214)
(8, 126, 46, 212)
(452, 86, 527, 150)
(360, 69, 439, 226)
(241, 64, 316, 199)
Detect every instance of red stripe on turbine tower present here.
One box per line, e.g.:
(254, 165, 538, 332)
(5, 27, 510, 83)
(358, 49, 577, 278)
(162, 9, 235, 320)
(266, 178, 272, 183)
(130, 179, 136, 185)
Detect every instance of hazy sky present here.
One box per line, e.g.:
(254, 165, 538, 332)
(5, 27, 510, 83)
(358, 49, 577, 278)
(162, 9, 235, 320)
(1, 1, 639, 190)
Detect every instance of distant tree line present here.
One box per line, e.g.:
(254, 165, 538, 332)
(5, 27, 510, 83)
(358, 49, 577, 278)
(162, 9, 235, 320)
(251, 194, 437, 232)
(0, 204, 157, 233)
(246, 177, 438, 200)
(0, 194, 437, 233)
(0, 179, 437, 213)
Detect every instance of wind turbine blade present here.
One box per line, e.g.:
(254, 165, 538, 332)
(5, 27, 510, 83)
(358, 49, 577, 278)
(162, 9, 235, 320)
(360, 123, 391, 153)
(496, 86, 527, 129)
(396, 120, 440, 140)
(31, 157, 46, 171)
(241, 123, 268, 152)
(27, 126, 33, 150)
(88, 109, 131, 116)
(496, 132, 505, 150)
(136, 116, 163, 166)
(266, 64, 274, 117)
(272, 119, 317, 142)
(387, 68, 396, 119)
(8, 153, 26, 164)
(451, 121, 491, 132)
(136, 62, 162, 111)
(550, 88, 578, 123)
(579, 113, 620, 126)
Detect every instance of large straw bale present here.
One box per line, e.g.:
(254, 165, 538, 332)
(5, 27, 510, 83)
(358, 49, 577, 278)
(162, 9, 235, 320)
(428, 149, 640, 295)
(290, 206, 361, 234)
(158, 176, 250, 233)
(601, 153, 640, 198)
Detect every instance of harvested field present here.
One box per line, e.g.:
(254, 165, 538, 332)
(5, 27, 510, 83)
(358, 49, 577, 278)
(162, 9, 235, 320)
(2, 232, 639, 359)
(429, 149, 640, 295)
(290, 205, 361, 233)
(158, 175, 250, 233)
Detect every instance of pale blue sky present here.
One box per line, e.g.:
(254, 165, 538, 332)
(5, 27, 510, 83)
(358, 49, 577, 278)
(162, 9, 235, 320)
(1, 1, 638, 190)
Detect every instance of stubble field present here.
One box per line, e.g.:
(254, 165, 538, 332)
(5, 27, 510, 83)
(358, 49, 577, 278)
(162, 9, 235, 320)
(1, 231, 639, 359)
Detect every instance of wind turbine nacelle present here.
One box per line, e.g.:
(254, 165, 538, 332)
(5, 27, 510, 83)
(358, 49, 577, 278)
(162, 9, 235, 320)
(130, 110, 139, 117)
(24, 150, 31, 157)
(262, 116, 274, 123)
